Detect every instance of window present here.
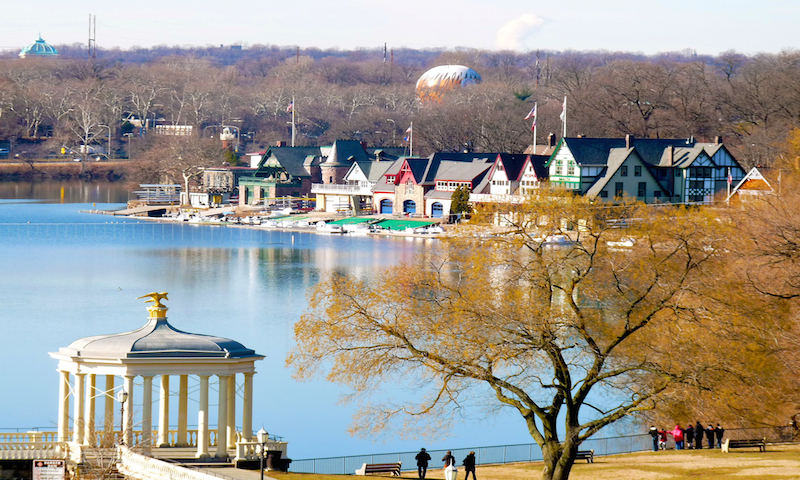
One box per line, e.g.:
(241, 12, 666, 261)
(659, 169, 667, 178)
(675, 169, 681, 177)
(689, 180, 704, 190)
(600, 190, 608, 198)
(690, 167, 712, 178)
(406, 180, 414, 194)
(615, 182, 624, 197)
(634, 165, 642, 177)
(620, 166, 628, 177)
(638, 182, 646, 197)
(567, 161, 575, 175)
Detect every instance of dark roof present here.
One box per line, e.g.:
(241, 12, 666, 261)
(558, 137, 699, 166)
(255, 146, 320, 178)
(496, 154, 529, 181)
(324, 140, 369, 166)
(529, 155, 550, 180)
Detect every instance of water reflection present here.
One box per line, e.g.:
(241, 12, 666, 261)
(0, 180, 129, 203)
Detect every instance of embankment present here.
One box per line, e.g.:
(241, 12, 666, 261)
(0, 160, 129, 181)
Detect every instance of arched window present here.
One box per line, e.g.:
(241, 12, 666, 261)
(403, 200, 416, 214)
(380, 199, 393, 214)
(431, 202, 443, 218)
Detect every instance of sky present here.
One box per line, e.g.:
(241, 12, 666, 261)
(1, 0, 799, 57)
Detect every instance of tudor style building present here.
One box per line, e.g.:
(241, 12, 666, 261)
(547, 135, 746, 204)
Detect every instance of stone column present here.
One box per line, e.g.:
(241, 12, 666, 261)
(227, 374, 236, 449)
(158, 375, 170, 447)
(83, 374, 96, 446)
(242, 372, 253, 441)
(123, 375, 135, 446)
(57, 371, 70, 442)
(73, 373, 85, 445)
(104, 375, 115, 446)
(196, 375, 210, 458)
(177, 375, 189, 447)
(216, 375, 229, 458)
(142, 375, 153, 451)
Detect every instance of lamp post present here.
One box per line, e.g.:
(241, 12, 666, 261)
(117, 390, 128, 445)
(386, 119, 396, 147)
(123, 133, 133, 160)
(257, 428, 268, 480)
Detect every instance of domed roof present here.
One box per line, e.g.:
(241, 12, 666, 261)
(416, 65, 482, 103)
(59, 317, 259, 360)
(19, 36, 59, 58)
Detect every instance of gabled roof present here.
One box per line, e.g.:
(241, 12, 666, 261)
(432, 161, 492, 183)
(255, 146, 320, 178)
(553, 137, 710, 167)
(347, 160, 394, 183)
(529, 155, 550, 180)
(727, 167, 774, 201)
(491, 154, 529, 182)
(585, 148, 636, 199)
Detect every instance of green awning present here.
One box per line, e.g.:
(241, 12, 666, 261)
(373, 219, 438, 231)
(328, 217, 375, 225)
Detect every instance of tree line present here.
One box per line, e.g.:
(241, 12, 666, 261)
(1, 45, 800, 181)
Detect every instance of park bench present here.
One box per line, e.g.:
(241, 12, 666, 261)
(355, 462, 402, 476)
(721, 438, 766, 453)
(575, 450, 594, 463)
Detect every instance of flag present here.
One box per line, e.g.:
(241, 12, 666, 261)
(406, 125, 412, 133)
(286, 101, 293, 113)
(524, 105, 536, 120)
(559, 96, 567, 122)
(727, 167, 732, 185)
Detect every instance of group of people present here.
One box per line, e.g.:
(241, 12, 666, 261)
(416, 448, 476, 480)
(649, 422, 725, 451)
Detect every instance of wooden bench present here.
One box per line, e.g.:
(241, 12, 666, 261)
(722, 438, 766, 453)
(575, 450, 594, 463)
(355, 462, 402, 476)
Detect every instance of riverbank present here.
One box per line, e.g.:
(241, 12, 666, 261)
(0, 160, 129, 181)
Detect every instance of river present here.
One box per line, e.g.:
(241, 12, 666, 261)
(0, 181, 534, 459)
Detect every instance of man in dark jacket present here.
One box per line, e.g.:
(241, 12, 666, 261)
(463, 451, 476, 480)
(685, 424, 695, 449)
(648, 426, 659, 451)
(715, 424, 725, 448)
(694, 421, 704, 449)
(415, 448, 431, 479)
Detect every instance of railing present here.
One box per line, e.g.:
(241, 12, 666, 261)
(117, 445, 226, 480)
(233, 439, 288, 461)
(311, 183, 374, 195)
(288, 426, 800, 474)
(469, 193, 525, 204)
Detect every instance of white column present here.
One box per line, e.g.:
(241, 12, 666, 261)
(158, 375, 170, 447)
(227, 374, 236, 449)
(84, 374, 96, 446)
(196, 375, 210, 458)
(57, 371, 70, 442)
(216, 375, 229, 458)
(177, 375, 189, 447)
(73, 373, 85, 445)
(242, 372, 253, 441)
(104, 375, 115, 445)
(123, 375, 135, 446)
(142, 375, 153, 451)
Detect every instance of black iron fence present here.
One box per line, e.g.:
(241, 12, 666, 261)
(289, 426, 799, 474)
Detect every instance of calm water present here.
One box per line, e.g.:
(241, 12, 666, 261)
(0, 181, 533, 459)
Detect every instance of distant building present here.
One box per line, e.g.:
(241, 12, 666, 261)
(19, 36, 59, 58)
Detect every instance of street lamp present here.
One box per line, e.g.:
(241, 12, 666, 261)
(117, 390, 128, 445)
(123, 133, 133, 160)
(257, 428, 268, 480)
(386, 119, 396, 147)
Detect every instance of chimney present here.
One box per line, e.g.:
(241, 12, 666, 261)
(276, 141, 287, 147)
(361, 141, 368, 150)
(666, 145, 674, 166)
(625, 134, 633, 149)
(548, 132, 555, 148)
(714, 135, 722, 145)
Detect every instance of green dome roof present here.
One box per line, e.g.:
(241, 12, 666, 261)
(19, 36, 59, 58)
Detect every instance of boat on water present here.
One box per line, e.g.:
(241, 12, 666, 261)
(316, 221, 345, 234)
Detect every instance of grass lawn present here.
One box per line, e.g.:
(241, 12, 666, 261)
(268, 444, 800, 480)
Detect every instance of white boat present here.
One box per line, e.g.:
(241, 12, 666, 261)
(343, 224, 371, 234)
(316, 222, 345, 233)
(607, 237, 636, 248)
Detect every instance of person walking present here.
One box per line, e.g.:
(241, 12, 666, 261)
(463, 451, 477, 480)
(415, 448, 431, 479)
(442, 451, 457, 480)
(706, 424, 716, 448)
(715, 424, 725, 448)
(685, 424, 695, 449)
(694, 421, 704, 449)
(669, 424, 685, 450)
(649, 426, 659, 452)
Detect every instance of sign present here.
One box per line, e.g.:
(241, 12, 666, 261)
(33, 460, 65, 480)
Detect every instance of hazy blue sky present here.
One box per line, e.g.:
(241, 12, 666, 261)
(2, 0, 798, 56)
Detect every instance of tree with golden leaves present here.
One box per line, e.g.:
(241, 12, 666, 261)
(289, 193, 749, 480)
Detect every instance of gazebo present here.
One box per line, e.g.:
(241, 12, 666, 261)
(49, 293, 264, 459)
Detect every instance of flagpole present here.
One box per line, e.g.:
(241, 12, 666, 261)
(532, 102, 537, 154)
(562, 96, 567, 138)
(291, 96, 296, 147)
(410, 121, 413, 157)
